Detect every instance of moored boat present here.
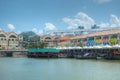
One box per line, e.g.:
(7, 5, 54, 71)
(27, 48, 60, 58)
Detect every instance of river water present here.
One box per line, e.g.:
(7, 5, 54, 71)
(0, 57, 120, 80)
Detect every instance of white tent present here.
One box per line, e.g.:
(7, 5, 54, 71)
(74, 46, 82, 49)
(93, 45, 102, 49)
(112, 44, 120, 48)
(102, 45, 112, 49)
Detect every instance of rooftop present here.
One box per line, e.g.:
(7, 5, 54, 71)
(71, 29, 120, 40)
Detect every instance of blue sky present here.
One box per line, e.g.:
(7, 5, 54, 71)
(0, 0, 120, 34)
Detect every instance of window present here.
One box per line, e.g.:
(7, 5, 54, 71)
(0, 34, 6, 37)
(9, 35, 16, 38)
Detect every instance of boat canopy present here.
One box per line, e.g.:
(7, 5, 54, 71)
(28, 48, 60, 53)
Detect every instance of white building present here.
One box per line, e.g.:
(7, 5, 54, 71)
(0, 30, 23, 49)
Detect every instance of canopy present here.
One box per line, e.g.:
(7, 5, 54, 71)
(28, 48, 60, 53)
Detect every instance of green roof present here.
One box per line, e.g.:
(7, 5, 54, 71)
(28, 48, 60, 53)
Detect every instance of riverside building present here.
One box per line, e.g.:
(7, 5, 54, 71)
(56, 28, 120, 59)
(70, 29, 120, 47)
(40, 34, 58, 47)
(0, 30, 23, 50)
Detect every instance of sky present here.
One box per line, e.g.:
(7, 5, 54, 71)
(0, 0, 120, 34)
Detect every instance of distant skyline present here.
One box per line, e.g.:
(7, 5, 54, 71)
(0, 0, 120, 34)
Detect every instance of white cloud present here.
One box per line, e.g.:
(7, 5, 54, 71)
(98, 14, 120, 29)
(32, 28, 37, 33)
(31, 23, 57, 35)
(16, 31, 21, 34)
(93, 0, 112, 3)
(44, 23, 57, 31)
(110, 14, 120, 27)
(63, 12, 95, 29)
(63, 12, 120, 30)
(98, 22, 110, 28)
(38, 30, 43, 34)
(7, 24, 15, 31)
(32, 28, 43, 35)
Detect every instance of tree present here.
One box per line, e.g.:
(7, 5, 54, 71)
(27, 41, 48, 49)
(77, 42, 83, 47)
(38, 42, 48, 48)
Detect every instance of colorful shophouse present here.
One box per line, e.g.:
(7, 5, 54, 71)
(70, 29, 120, 47)
(69, 29, 120, 59)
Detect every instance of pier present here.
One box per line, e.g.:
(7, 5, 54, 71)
(0, 49, 28, 57)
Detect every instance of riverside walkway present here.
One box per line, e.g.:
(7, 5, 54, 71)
(0, 49, 28, 52)
(0, 49, 28, 57)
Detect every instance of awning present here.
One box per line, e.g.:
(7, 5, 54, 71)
(28, 48, 60, 53)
